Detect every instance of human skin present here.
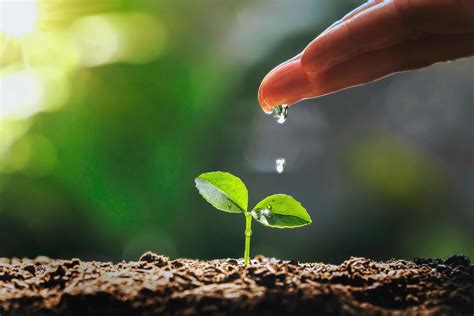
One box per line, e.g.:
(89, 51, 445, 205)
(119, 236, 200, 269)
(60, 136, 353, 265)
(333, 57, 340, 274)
(258, 0, 474, 113)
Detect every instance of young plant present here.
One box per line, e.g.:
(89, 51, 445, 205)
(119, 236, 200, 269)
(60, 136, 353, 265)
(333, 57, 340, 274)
(195, 171, 312, 266)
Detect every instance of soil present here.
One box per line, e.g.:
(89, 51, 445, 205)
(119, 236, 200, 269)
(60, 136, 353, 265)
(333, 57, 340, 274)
(0, 253, 473, 316)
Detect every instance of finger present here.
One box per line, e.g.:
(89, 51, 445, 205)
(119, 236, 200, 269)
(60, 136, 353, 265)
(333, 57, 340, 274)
(257, 0, 384, 113)
(301, 0, 474, 75)
(258, 57, 310, 113)
(258, 33, 474, 111)
(312, 33, 474, 97)
(322, 0, 384, 34)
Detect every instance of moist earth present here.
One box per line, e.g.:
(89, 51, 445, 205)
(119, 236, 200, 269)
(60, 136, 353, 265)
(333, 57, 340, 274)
(0, 253, 473, 315)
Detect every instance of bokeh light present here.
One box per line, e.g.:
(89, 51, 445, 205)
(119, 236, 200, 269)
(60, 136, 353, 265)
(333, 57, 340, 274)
(0, 0, 39, 37)
(0, 69, 44, 119)
(70, 13, 166, 67)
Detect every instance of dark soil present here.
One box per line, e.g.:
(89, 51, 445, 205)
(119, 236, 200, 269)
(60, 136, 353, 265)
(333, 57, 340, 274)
(0, 253, 473, 315)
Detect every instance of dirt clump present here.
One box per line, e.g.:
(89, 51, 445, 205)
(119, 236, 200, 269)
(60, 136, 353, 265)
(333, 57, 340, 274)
(0, 253, 473, 315)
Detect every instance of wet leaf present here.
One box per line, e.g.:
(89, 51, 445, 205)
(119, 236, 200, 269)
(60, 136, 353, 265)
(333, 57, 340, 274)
(251, 194, 311, 228)
(195, 171, 248, 213)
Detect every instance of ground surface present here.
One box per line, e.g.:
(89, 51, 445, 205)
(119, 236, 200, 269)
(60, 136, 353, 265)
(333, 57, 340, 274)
(0, 253, 473, 315)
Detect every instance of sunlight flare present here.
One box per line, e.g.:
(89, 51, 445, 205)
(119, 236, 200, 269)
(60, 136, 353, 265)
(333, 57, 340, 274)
(0, 70, 44, 119)
(0, 0, 39, 37)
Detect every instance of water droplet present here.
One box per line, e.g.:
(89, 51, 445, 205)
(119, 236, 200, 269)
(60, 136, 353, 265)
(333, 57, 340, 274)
(251, 208, 274, 225)
(272, 104, 288, 124)
(266, 205, 272, 210)
(227, 202, 232, 208)
(275, 158, 286, 174)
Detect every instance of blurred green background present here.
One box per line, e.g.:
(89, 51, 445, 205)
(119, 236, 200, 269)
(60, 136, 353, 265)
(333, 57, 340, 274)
(0, 0, 473, 263)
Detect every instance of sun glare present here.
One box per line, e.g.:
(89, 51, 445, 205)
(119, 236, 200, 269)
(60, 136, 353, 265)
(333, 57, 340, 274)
(0, 0, 39, 37)
(0, 70, 44, 119)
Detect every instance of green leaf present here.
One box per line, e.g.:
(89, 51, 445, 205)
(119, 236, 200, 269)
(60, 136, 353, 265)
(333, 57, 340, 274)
(251, 194, 312, 228)
(195, 171, 248, 213)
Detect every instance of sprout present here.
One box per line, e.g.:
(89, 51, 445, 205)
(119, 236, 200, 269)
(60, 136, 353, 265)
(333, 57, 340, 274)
(195, 171, 312, 266)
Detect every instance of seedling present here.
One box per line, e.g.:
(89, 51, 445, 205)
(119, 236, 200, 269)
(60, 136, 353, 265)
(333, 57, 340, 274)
(195, 171, 312, 266)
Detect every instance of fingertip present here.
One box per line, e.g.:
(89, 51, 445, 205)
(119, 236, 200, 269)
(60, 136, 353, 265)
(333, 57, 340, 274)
(258, 82, 272, 114)
(258, 58, 314, 112)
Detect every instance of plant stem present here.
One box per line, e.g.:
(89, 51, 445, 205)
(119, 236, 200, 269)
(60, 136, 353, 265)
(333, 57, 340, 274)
(244, 213, 252, 266)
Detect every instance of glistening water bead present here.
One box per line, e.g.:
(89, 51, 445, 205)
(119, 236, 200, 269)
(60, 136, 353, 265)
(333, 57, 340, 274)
(271, 105, 288, 174)
(272, 104, 288, 124)
(275, 158, 286, 174)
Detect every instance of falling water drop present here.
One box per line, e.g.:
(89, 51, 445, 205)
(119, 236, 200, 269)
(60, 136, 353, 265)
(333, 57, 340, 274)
(272, 104, 288, 124)
(275, 158, 286, 174)
(269, 105, 288, 173)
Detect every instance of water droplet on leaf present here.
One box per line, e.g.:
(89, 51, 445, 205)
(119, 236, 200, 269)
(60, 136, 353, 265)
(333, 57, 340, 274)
(252, 208, 274, 225)
(272, 104, 288, 124)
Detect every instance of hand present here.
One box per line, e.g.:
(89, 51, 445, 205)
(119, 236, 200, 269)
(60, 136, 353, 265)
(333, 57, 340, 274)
(258, 0, 474, 113)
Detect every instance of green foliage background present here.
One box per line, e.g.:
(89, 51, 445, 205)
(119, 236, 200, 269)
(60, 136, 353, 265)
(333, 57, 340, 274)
(1, 0, 472, 262)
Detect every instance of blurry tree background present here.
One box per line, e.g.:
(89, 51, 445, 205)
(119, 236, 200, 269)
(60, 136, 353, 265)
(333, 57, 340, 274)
(1, 0, 472, 263)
